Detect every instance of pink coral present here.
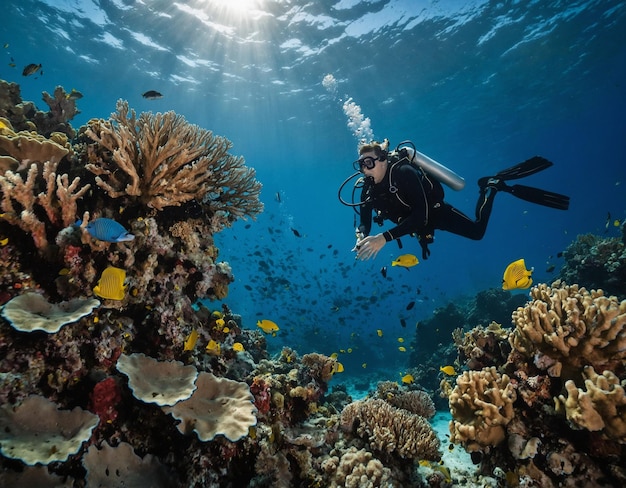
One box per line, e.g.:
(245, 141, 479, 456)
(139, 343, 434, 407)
(90, 377, 122, 424)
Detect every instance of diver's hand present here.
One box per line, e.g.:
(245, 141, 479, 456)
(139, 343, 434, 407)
(354, 234, 386, 261)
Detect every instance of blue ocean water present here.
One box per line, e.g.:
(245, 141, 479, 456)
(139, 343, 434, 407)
(4, 0, 625, 381)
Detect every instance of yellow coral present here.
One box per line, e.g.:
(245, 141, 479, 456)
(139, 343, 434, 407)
(448, 366, 517, 452)
(555, 365, 626, 442)
(509, 281, 626, 377)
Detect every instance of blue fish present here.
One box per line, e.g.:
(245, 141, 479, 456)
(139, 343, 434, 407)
(76, 218, 135, 243)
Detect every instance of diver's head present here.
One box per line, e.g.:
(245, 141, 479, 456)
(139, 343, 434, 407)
(355, 139, 389, 184)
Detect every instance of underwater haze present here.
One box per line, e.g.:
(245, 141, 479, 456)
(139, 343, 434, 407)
(4, 0, 626, 379)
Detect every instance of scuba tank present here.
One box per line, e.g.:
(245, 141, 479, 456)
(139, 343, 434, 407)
(393, 140, 465, 191)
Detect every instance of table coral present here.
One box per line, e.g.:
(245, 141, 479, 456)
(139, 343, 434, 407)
(1, 292, 100, 333)
(448, 366, 517, 452)
(162, 371, 257, 442)
(509, 281, 626, 377)
(0, 395, 99, 466)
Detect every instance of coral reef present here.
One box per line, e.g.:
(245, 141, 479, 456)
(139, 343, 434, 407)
(447, 278, 626, 487)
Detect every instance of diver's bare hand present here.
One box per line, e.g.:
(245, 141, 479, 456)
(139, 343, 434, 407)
(354, 234, 385, 261)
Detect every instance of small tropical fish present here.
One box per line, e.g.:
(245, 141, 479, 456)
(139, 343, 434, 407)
(332, 361, 344, 373)
(66, 88, 83, 100)
(614, 219, 621, 227)
(58, 268, 70, 276)
(93, 266, 127, 300)
(206, 339, 221, 356)
(401, 374, 414, 384)
(330, 352, 339, 359)
(398, 346, 406, 352)
(397, 337, 404, 343)
(0, 237, 8, 246)
(215, 318, 226, 328)
(380, 266, 387, 278)
(406, 301, 415, 310)
(22, 63, 42, 76)
(502, 258, 533, 290)
(183, 330, 199, 351)
(391, 254, 419, 268)
(362, 363, 367, 368)
(211, 310, 223, 318)
(546, 264, 555, 273)
(440, 365, 456, 375)
(377, 329, 383, 337)
(275, 192, 281, 203)
(142, 90, 163, 99)
(418, 460, 431, 467)
(78, 218, 134, 242)
(232, 342, 245, 352)
(290, 228, 302, 237)
(400, 318, 407, 328)
(257, 319, 279, 334)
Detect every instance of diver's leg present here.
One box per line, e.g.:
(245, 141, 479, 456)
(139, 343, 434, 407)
(436, 185, 497, 240)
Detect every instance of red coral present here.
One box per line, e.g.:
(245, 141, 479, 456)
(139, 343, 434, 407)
(250, 377, 271, 415)
(90, 377, 122, 423)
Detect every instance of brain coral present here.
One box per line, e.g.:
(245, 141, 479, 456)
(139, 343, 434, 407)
(0, 395, 99, 465)
(340, 398, 440, 461)
(162, 372, 257, 442)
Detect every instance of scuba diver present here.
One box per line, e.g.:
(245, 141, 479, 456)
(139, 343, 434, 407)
(337, 139, 570, 261)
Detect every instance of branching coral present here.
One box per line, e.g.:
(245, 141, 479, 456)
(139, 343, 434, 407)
(85, 99, 263, 219)
(556, 365, 626, 442)
(509, 281, 626, 377)
(0, 160, 90, 249)
(448, 366, 517, 452)
(340, 398, 440, 460)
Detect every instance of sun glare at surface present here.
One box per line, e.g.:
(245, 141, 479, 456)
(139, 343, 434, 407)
(206, 0, 265, 15)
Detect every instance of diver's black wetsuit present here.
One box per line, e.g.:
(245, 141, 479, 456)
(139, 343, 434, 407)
(358, 161, 496, 257)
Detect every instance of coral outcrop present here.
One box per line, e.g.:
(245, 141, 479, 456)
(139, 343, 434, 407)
(448, 366, 517, 452)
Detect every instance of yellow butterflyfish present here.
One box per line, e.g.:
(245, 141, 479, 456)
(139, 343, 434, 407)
(502, 258, 533, 290)
(211, 310, 223, 318)
(332, 361, 344, 373)
(347, 348, 353, 353)
(0, 237, 9, 246)
(330, 352, 339, 359)
(206, 339, 221, 356)
(397, 337, 404, 343)
(183, 330, 198, 351)
(232, 342, 245, 352)
(391, 254, 419, 268)
(257, 319, 279, 334)
(398, 346, 407, 352)
(215, 318, 226, 328)
(93, 266, 127, 300)
(377, 329, 383, 337)
(362, 363, 367, 368)
(440, 365, 456, 375)
(401, 373, 414, 384)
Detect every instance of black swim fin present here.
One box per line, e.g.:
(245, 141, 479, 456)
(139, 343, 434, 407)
(495, 156, 553, 181)
(503, 184, 570, 210)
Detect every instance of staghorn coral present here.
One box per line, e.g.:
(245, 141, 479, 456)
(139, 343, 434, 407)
(448, 366, 517, 452)
(0, 160, 90, 249)
(162, 371, 257, 442)
(509, 280, 626, 378)
(340, 398, 440, 461)
(116, 352, 198, 406)
(1, 292, 99, 333)
(84, 99, 263, 219)
(556, 365, 626, 442)
(0, 395, 99, 465)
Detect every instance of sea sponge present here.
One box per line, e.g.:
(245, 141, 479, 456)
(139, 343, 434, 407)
(162, 371, 257, 442)
(340, 398, 440, 460)
(509, 281, 626, 377)
(116, 353, 198, 406)
(83, 441, 175, 488)
(448, 366, 517, 452)
(555, 365, 626, 442)
(0, 395, 99, 465)
(1, 292, 100, 333)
